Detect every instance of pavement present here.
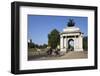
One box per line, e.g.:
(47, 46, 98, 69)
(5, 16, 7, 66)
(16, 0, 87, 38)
(28, 51, 88, 61)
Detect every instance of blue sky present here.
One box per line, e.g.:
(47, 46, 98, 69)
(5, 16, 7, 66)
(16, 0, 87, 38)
(28, 15, 88, 45)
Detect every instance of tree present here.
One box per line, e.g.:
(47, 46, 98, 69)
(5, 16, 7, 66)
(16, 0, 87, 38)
(28, 42, 35, 48)
(38, 44, 47, 49)
(48, 29, 60, 49)
(83, 36, 88, 51)
(42, 44, 48, 48)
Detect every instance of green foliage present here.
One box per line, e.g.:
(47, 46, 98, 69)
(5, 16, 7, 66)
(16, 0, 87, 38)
(48, 29, 60, 49)
(83, 36, 88, 51)
(38, 44, 48, 49)
(28, 42, 35, 48)
(28, 42, 48, 49)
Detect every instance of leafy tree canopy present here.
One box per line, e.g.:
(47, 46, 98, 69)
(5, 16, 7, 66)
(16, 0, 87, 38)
(48, 29, 60, 49)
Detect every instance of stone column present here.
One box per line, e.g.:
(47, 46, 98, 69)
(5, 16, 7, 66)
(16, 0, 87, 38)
(75, 35, 83, 51)
(77, 34, 83, 51)
(74, 38, 76, 51)
(60, 35, 63, 49)
(66, 38, 68, 50)
(74, 37, 79, 51)
(64, 37, 66, 48)
(60, 35, 66, 54)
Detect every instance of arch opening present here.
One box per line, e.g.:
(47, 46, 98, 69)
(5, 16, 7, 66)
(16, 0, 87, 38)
(68, 39, 74, 51)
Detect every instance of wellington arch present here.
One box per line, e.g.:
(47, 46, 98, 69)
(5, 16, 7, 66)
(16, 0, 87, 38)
(60, 19, 83, 53)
